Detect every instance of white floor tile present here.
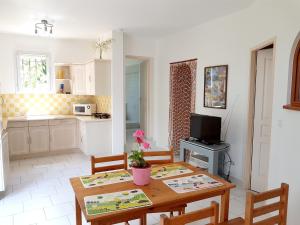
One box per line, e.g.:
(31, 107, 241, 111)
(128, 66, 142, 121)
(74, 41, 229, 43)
(50, 192, 74, 205)
(13, 209, 46, 225)
(37, 216, 71, 225)
(0, 215, 13, 225)
(0, 201, 23, 217)
(23, 196, 53, 211)
(44, 202, 74, 220)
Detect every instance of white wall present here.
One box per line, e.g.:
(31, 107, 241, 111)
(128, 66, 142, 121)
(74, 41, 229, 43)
(0, 33, 96, 93)
(111, 30, 125, 154)
(154, 0, 300, 224)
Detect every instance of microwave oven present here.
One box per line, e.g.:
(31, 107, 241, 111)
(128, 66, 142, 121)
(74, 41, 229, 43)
(73, 104, 96, 116)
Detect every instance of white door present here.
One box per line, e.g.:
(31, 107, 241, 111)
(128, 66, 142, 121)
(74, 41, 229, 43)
(50, 124, 77, 151)
(85, 62, 95, 95)
(8, 127, 29, 156)
(29, 126, 50, 153)
(71, 65, 86, 95)
(251, 48, 274, 192)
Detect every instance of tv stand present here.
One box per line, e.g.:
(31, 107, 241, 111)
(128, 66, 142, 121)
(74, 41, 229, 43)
(179, 139, 230, 176)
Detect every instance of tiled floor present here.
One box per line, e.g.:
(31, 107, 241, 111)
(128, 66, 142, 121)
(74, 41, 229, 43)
(0, 153, 246, 225)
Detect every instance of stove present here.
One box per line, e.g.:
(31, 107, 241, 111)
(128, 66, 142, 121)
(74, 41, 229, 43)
(93, 113, 111, 119)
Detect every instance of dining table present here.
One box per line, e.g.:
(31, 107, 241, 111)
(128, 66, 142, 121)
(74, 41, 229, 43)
(70, 161, 236, 225)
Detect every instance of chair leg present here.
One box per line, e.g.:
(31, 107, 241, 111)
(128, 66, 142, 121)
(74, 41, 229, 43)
(170, 211, 174, 217)
(179, 206, 185, 215)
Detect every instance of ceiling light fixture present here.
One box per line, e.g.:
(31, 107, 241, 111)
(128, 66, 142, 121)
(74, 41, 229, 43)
(35, 20, 53, 35)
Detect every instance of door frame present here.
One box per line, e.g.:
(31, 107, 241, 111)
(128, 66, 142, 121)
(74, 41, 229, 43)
(243, 38, 277, 190)
(125, 55, 152, 139)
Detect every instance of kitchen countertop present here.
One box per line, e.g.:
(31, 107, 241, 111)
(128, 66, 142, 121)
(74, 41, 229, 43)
(3, 115, 111, 129)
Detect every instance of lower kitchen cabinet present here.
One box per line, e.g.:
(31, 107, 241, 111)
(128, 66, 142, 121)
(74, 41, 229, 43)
(78, 120, 112, 156)
(29, 126, 50, 153)
(49, 120, 77, 151)
(8, 127, 29, 156)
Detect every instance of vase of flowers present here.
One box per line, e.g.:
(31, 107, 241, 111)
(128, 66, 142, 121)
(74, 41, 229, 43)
(129, 129, 151, 186)
(95, 37, 112, 59)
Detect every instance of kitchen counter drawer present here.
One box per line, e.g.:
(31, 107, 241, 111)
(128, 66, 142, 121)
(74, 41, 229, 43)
(7, 121, 28, 128)
(49, 119, 77, 126)
(29, 120, 49, 127)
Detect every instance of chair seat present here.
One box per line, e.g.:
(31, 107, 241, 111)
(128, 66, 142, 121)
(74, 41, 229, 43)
(219, 217, 245, 225)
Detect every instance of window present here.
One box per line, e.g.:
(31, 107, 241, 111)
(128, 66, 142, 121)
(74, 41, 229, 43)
(17, 53, 52, 93)
(284, 39, 300, 110)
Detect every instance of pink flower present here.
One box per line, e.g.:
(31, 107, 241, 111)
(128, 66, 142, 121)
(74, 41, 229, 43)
(135, 137, 144, 144)
(142, 141, 151, 150)
(133, 129, 145, 139)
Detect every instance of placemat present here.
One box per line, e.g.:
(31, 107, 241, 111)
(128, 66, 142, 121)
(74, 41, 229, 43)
(163, 174, 223, 193)
(80, 170, 133, 188)
(84, 189, 152, 216)
(151, 164, 193, 179)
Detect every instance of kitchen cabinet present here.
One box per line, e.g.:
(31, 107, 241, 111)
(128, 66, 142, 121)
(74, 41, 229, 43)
(29, 126, 49, 153)
(85, 60, 111, 96)
(49, 119, 77, 151)
(71, 64, 86, 95)
(0, 132, 9, 191)
(8, 127, 29, 156)
(78, 119, 112, 156)
(71, 60, 111, 96)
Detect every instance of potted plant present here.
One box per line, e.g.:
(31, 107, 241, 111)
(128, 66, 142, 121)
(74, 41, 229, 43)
(129, 129, 151, 186)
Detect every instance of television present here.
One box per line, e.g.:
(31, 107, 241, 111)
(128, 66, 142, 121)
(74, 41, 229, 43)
(190, 113, 221, 145)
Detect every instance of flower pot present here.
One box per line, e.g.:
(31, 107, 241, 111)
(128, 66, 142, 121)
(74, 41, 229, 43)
(131, 166, 151, 186)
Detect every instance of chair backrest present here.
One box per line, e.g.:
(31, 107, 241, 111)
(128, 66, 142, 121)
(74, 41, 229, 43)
(143, 147, 174, 165)
(160, 201, 219, 225)
(245, 183, 289, 225)
(91, 153, 128, 174)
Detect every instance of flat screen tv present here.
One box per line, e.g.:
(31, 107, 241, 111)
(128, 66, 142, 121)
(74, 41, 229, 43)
(190, 113, 221, 145)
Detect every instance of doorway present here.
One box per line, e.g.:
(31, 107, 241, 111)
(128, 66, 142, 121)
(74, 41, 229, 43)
(246, 41, 275, 192)
(125, 56, 150, 151)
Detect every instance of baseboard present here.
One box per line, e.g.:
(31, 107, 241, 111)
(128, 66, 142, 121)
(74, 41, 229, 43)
(10, 148, 81, 160)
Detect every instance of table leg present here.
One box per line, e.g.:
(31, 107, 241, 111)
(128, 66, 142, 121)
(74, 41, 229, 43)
(220, 190, 230, 222)
(140, 214, 147, 225)
(75, 196, 82, 225)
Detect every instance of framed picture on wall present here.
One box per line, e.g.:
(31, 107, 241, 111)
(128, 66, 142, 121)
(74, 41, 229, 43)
(204, 65, 228, 109)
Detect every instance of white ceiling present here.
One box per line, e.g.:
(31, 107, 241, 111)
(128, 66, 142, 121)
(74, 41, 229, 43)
(0, 0, 255, 39)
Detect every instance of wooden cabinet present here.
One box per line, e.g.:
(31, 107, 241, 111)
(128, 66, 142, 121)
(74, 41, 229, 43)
(29, 126, 49, 153)
(8, 127, 29, 156)
(49, 119, 77, 151)
(8, 118, 78, 157)
(71, 64, 86, 95)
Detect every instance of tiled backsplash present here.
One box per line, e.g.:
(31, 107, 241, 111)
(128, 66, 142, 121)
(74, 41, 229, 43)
(1, 94, 111, 117)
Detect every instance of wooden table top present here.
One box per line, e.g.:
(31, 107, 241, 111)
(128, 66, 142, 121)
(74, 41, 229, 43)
(70, 162, 235, 222)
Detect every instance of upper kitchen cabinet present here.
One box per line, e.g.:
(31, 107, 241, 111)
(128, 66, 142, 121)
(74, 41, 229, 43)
(85, 59, 111, 96)
(71, 64, 87, 95)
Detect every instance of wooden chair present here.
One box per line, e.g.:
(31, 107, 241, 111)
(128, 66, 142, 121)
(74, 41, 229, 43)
(219, 183, 289, 225)
(90, 153, 146, 225)
(143, 147, 186, 216)
(160, 201, 219, 225)
(91, 153, 128, 174)
(143, 147, 174, 166)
